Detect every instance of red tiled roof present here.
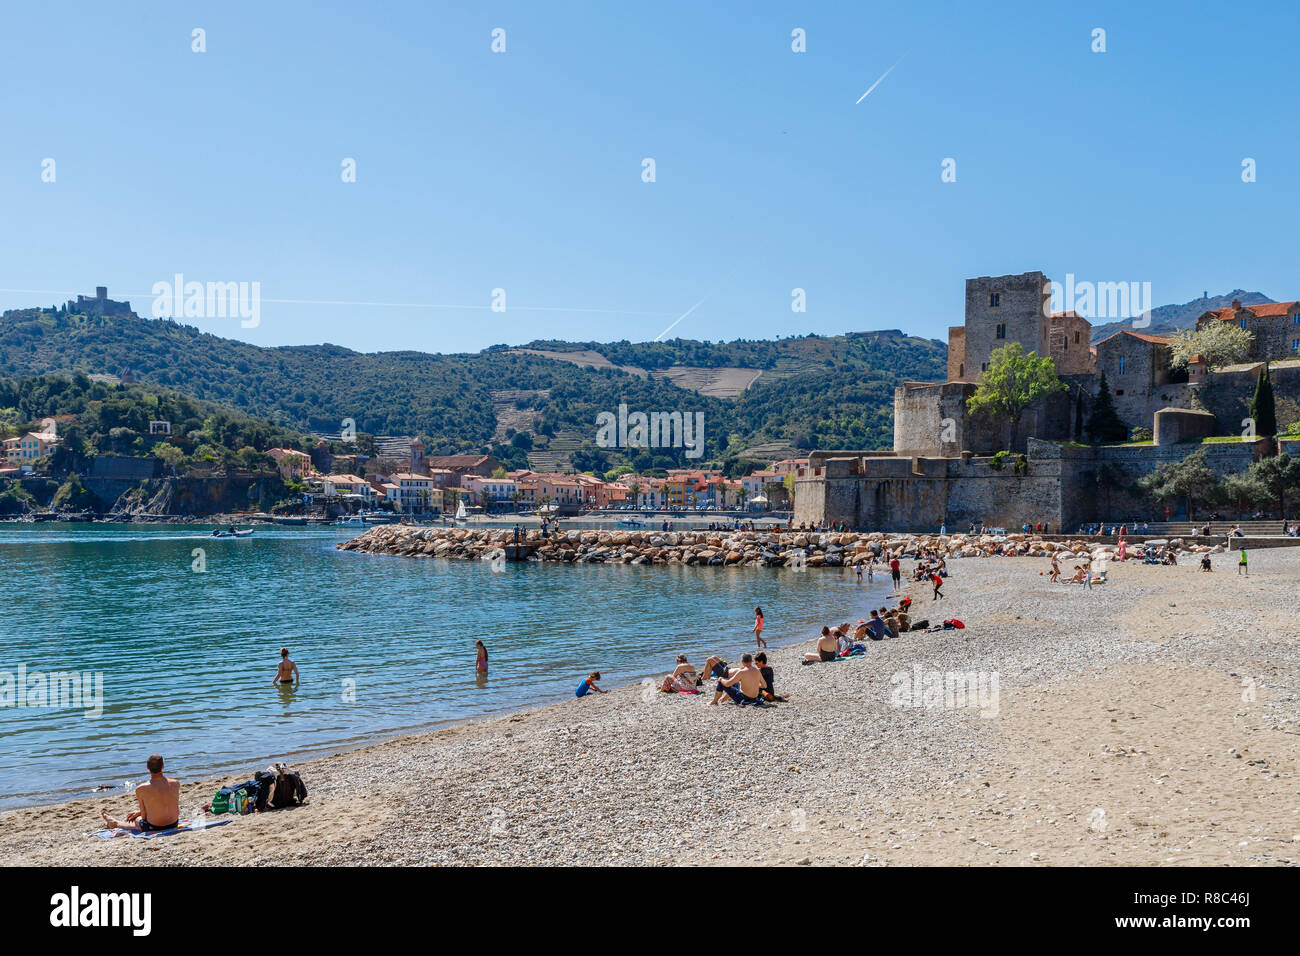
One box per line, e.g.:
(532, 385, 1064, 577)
(1094, 329, 1173, 347)
(1208, 301, 1300, 321)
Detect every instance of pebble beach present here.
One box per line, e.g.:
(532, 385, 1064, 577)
(2, 546, 1297, 866)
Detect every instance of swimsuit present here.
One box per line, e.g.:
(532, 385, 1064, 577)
(819, 648, 836, 661)
(138, 817, 179, 832)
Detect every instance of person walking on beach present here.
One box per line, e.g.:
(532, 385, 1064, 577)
(931, 571, 944, 600)
(1238, 548, 1248, 576)
(752, 607, 767, 649)
(101, 754, 180, 833)
(475, 640, 489, 675)
(1049, 555, 1060, 582)
(889, 556, 901, 591)
(272, 647, 299, 687)
(856, 562, 863, 583)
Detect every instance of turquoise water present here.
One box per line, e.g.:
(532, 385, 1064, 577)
(1, 524, 888, 809)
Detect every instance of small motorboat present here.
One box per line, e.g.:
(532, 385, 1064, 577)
(615, 518, 646, 528)
(210, 528, 255, 538)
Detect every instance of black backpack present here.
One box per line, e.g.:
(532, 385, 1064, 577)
(270, 768, 308, 808)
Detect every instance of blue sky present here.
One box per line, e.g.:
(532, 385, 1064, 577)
(2, 0, 1297, 354)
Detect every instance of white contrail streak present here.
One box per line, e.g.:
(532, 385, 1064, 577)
(856, 56, 905, 104)
(653, 273, 735, 342)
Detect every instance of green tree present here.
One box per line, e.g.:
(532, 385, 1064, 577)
(965, 343, 1065, 449)
(1138, 448, 1220, 521)
(1249, 362, 1277, 439)
(1086, 373, 1128, 444)
(1245, 453, 1300, 517)
(154, 443, 187, 474)
(1168, 322, 1253, 370)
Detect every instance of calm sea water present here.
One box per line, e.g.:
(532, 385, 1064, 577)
(1, 524, 888, 809)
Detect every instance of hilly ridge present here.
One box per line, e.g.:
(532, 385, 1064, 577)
(0, 308, 947, 468)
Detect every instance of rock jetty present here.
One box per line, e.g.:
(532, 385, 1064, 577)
(336, 526, 1230, 567)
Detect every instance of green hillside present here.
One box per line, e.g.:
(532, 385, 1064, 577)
(0, 308, 948, 467)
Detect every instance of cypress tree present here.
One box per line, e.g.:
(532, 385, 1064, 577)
(1087, 372, 1127, 444)
(1250, 361, 1277, 438)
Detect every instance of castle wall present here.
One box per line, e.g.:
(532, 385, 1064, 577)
(796, 439, 1286, 531)
(947, 327, 967, 380)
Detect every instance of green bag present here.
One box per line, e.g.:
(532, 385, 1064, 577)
(210, 789, 230, 814)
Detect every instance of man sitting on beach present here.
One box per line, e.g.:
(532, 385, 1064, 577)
(754, 652, 785, 702)
(864, 609, 890, 641)
(101, 754, 180, 832)
(710, 653, 767, 705)
(802, 626, 842, 663)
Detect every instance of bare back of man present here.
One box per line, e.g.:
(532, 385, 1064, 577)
(102, 755, 180, 831)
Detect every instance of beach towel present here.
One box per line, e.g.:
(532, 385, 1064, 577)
(93, 818, 231, 840)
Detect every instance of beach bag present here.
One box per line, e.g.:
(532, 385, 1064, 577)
(910, 619, 929, 631)
(252, 770, 277, 812)
(270, 768, 308, 808)
(210, 788, 231, 814)
(943, 618, 965, 629)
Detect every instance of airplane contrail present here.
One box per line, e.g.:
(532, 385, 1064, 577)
(653, 273, 735, 342)
(856, 55, 905, 104)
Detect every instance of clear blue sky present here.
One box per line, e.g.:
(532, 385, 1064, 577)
(2, 0, 1297, 354)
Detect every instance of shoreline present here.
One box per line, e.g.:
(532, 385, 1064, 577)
(3, 550, 1297, 865)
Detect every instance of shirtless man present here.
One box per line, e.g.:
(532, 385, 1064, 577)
(272, 647, 299, 686)
(101, 754, 181, 832)
(802, 626, 842, 663)
(710, 653, 767, 705)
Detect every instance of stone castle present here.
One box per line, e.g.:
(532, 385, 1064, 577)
(795, 270, 1300, 531)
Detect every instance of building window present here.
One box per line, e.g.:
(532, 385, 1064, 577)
(1240, 318, 1248, 329)
(1293, 314, 1300, 325)
(958, 363, 964, 377)
(1293, 338, 1300, 351)
(981, 362, 988, 372)
(1118, 356, 1126, 375)
(989, 293, 1001, 307)
(1115, 389, 1125, 396)
(995, 323, 1006, 339)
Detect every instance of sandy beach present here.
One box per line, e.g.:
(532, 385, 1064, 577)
(2, 547, 1297, 866)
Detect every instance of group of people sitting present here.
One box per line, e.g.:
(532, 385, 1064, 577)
(800, 600, 922, 663)
(659, 652, 785, 705)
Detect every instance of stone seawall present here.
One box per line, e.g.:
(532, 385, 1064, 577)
(336, 525, 1250, 566)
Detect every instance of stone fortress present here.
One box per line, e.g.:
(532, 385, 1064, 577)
(795, 271, 1300, 531)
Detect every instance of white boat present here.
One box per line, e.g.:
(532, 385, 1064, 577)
(615, 518, 646, 528)
(336, 515, 366, 526)
(454, 499, 468, 522)
(210, 529, 254, 538)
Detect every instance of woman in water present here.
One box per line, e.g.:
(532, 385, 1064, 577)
(753, 606, 767, 649)
(475, 640, 489, 675)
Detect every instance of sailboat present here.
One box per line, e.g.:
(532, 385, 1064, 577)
(454, 499, 468, 523)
